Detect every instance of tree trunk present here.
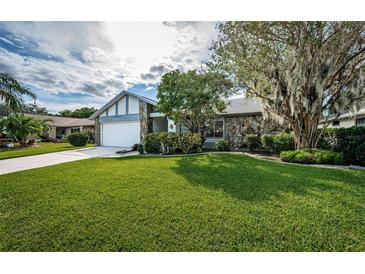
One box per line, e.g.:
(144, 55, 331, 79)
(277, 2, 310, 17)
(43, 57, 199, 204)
(292, 116, 320, 149)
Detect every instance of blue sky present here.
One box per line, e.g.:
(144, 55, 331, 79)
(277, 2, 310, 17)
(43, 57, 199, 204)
(0, 22, 217, 113)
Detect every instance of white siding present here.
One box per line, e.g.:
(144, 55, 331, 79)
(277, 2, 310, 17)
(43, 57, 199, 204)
(129, 96, 139, 114)
(117, 97, 126, 115)
(108, 104, 116, 116)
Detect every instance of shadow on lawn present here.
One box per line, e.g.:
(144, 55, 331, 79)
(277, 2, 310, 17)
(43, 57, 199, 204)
(171, 154, 365, 202)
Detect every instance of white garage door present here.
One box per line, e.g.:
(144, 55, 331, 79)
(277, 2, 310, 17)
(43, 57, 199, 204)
(101, 121, 140, 148)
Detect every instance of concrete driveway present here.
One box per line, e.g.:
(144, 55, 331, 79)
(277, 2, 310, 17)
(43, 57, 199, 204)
(0, 146, 138, 175)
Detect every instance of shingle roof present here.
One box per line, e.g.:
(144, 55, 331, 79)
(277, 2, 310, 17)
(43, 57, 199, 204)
(222, 97, 262, 115)
(26, 114, 95, 127)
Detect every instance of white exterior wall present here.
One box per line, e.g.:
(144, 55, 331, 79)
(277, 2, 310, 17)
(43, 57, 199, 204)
(108, 104, 116, 116)
(129, 96, 139, 114)
(324, 118, 356, 129)
(117, 97, 126, 115)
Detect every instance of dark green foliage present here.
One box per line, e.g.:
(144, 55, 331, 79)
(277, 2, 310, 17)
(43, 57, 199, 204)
(280, 149, 344, 165)
(137, 144, 144, 154)
(85, 131, 95, 144)
(157, 70, 233, 137)
(0, 72, 36, 111)
(144, 132, 201, 154)
(318, 127, 365, 165)
(67, 132, 89, 146)
(272, 133, 295, 153)
(1, 154, 365, 251)
(0, 114, 51, 146)
(245, 134, 261, 151)
(262, 134, 274, 151)
(59, 107, 97, 118)
(216, 139, 230, 151)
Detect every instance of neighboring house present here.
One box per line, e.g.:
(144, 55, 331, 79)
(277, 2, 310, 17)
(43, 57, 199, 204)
(27, 114, 95, 141)
(319, 108, 365, 129)
(90, 90, 274, 149)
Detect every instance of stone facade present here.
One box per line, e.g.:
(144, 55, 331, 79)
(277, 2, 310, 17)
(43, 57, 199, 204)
(139, 101, 153, 142)
(224, 114, 268, 148)
(95, 120, 101, 146)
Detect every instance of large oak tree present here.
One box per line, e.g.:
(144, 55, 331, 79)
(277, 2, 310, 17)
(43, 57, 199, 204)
(211, 22, 365, 148)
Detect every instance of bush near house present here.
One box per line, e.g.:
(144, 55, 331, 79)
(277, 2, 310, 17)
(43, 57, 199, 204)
(216, 139, 230, 151)
(137, 144, 144, 154)
(144, 132, 201, 154)
(280, 149, 344, 165)
(85, 131, 95, 144)
(262, 134, 274, 151)
(245, 134, 262, 151)
(318, 126, 365, 166)
(262, 133, 295, 153)
(67, 132, 89, 146)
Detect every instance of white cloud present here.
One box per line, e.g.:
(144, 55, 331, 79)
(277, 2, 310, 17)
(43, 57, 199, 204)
(0, 21, 218, 110)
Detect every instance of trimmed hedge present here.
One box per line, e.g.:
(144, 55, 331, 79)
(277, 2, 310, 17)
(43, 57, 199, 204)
(245, 134, 261, 151)
(137, 144, 144, 154)
(272, 133, 295, 153)
(318, 126, 365, 165)
(144, 132, 201, 154)
(261, 133, 295, 153)
(280, 149, 344, 165)
(262, 134, 274, 151)
(67, 132, 89, 146)
(216, 139, 230, 151)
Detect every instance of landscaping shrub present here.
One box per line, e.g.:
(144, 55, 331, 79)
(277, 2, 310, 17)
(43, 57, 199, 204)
(144, 132, 201, 154)
(280, 149, 344, 165)
(318, 126, 365, 165)
(216, 139, 230, 151)
(67, 132, 89, 146)
(245, 134, 261, 151)
(262, 134, 274, 152)
(272, 133, 295, 153)
(85, 131, 95, 143)
(137, 144, 144, 154)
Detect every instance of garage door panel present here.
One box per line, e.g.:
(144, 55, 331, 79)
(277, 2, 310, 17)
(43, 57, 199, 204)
(102, 121, 140, 147)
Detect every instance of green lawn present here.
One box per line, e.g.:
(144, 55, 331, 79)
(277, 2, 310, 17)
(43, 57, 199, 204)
(0, 154, 364, 251)
(0, 142, 95, 160)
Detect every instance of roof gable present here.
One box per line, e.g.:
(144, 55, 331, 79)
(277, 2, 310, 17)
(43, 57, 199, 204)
(89, 90, 157, 119)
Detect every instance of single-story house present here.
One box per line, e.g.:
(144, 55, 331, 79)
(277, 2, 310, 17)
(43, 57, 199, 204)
(27, 114, 95, 141)
(319, 108, 365, 128)
(89, 90, 276, 149)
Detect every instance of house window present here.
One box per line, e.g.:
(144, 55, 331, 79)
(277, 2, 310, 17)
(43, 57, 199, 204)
(356, 118, 365, 127)
(332, 120, 340, 126)
(207, 120, 224, 138)
(71, 128, 81, 133)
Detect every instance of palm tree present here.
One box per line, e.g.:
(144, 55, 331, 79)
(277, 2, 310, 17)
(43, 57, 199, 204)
(0, 72, 36, 111)
(0, 114, 51, 146)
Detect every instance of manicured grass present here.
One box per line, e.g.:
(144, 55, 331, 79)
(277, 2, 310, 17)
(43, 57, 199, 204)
(0, 154, 364, 251)
(0, 142, 95, 160)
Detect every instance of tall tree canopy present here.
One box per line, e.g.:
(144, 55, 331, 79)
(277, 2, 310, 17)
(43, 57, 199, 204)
(59, 107, 97, 118)
(157, 69, 233, 141)
(0, 72, 36, 112)
(211, 22, 365, 148)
